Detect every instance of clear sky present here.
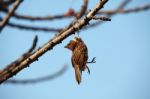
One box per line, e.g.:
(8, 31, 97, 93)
(0, 0, 150, 99)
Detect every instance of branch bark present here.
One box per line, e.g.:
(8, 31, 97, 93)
(0, 0, 22, 32)
(76, 0, 88, 19)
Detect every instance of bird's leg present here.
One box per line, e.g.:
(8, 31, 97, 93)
(87, 57, 96, 64)
(86, 65, 90, 74)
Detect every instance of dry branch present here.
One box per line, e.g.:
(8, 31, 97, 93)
(84, 0, 132, 30)
(98, 4, 150, 15)
(3, 2, 149, 33)
(7, 22, 62, 32)
(76, 0, 88, 19)
(5, 65, 67, 84)
(0, 0, 109, 84)
(12, 13, 72, 21)
(0, 35, 38, 83)
(5, 0, 88, 33)
(117, 0, 131, 10)
(0, 0, 22, 32)
(2, 9, 73, 21)
(1, 1, 149, 22)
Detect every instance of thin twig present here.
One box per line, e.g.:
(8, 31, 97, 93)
(76, 0, 88, 19)
(0, 0, 109, 84)
(92, 16, 111, 21)
(84, 0, 132, 30)
(0, 0, 23, 32)
(0, 35, 38, 84)
(7, 22, 62, 32)
(117, 0, 132, 10)
(59, 0, 88, 36)
(98, 4, 150, 15)
(28, 35, 38, 53)
(11, 13, 72, 21)
(5, 65, 68, 84)
(8, 35, 37, 66)
(55, 0, 89, 36)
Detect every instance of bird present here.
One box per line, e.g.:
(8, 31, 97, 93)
(65, 37, 90, 84)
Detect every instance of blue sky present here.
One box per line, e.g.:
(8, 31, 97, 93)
(0, 0, 150, 99)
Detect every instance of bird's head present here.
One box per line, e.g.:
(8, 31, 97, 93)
(65, 37, 82, 51)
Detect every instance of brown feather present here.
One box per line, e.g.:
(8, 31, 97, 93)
(65, 37, 89, 84)
(74, 65, 81, 84)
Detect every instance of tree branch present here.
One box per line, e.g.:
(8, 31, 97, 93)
(84, 0, 132, 30)
(7, 22, 62, 32)
(1, 1, 149, 22)
(98, 4, 150, 15)
(11, 12, 72, 21)
(4, 0, 88, 33)
(5, 65, 68, 84)
(0, 0, 109, 84)
(1, 0, 149, 34)
(0, 35, 38, 83)
(0, 0, 22, 32)
(76, 0, 88, 19)
(4, 1, 149, 33)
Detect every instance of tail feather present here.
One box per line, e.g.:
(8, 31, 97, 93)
(74, 65, 81, 84)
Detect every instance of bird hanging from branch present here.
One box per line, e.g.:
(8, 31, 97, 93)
(65, 36, 91, 84)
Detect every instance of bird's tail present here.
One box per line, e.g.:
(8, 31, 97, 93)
(74, 65, 81, 84)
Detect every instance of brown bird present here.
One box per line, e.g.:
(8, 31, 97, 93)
(65, 37, 90, 84)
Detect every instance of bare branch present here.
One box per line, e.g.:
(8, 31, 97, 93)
(0, 0, 109, 84)
(7, 22, 62, 32)
(98, 4, 150, 15)
(7, 3, 150, 32)
(1, 0, 88, 21)
(1, 1, 149, 23)
(76, 0, 88, 19)
(117, 0, 132, 10)
(84, 0, 132, 31)
(57, 0, 89, 36)
(9, 12, 72, 21)
(0, 0, 23, 32)
(4, 0, 87, 34)
(86, 2, 150, 31)
(5, 65, 68, 84)
(6, 1, 149, 33)
(0, 35, 38, 84)
(8, 0, 149, 33)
